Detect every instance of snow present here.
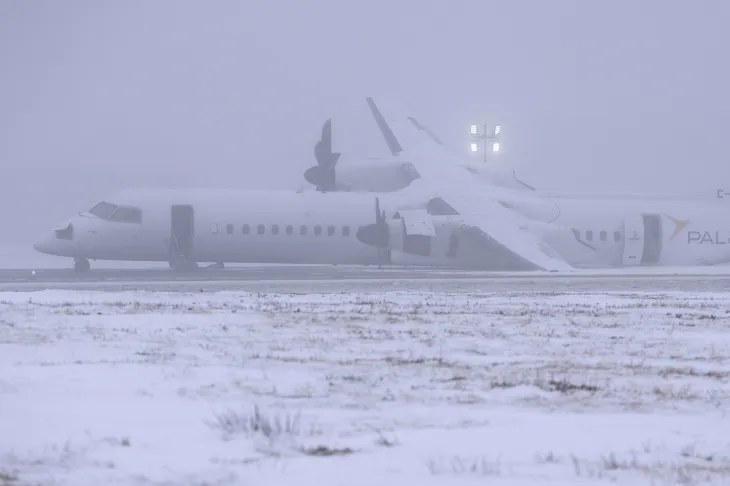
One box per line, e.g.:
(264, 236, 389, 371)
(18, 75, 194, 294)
(1, 289, 729, 485)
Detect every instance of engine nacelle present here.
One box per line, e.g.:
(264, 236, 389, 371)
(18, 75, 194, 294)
(330, 159, 420, 192)
(385, 212, 465, 261)
(386, 213, 543, 268)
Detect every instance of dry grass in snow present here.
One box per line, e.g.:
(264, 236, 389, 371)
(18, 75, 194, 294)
(0, 289, 729, 485)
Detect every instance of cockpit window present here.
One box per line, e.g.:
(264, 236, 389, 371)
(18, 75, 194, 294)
(88, 202, 141, 223)
(88, 202, 118, 219)
(108, 206, 142, 224)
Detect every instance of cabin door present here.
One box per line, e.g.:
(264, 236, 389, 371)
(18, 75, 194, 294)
(170, 205, 195, 265)
(622, 215, 644, 266)
(641, 214, 662, 264)
(622, 214, 663, 266)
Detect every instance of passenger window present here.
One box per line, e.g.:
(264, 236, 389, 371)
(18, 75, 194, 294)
(314, 225, 322, 236)
(272, 224, 279, 235)
(226, 224, 234, 235)
(300, 225, 307, 236)
(242, 224, 250, 235)
(342, 226, 350, 237)
(286, 225, 293, 235)
(108, 206, 142, 224)
(572, 229, 580, 239)
(88, 201, 118, 219)
(257, 224, 265, 235)
(586, 230, 593, 241)
(327, 225, 335, 236)
(210, 224, 219, 234)
(600, 230, 607, 242)
(614, 231, 622, 242)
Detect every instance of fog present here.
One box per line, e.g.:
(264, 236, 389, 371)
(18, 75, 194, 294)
(2, 0, 730, 247)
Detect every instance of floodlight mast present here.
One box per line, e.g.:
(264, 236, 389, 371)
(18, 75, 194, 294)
(469, 124, 501, 163)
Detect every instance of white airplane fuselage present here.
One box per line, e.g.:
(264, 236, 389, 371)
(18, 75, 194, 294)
(33, 186, 730, 270)
(325, 157, 536, 193)
(34, 188, 400, 266)
(328, 158, 416, 192)
(502, 193, 730, 267)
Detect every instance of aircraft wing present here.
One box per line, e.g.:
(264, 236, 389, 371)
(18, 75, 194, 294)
(365, 96, 573, 272)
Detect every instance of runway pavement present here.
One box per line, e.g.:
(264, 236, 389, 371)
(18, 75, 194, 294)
(1, 264, 730, 293)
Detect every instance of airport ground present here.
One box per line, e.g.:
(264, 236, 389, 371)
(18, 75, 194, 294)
(2, 262, 730, 293)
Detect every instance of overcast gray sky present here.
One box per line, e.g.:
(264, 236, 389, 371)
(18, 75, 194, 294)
(2, 0, 729, 245)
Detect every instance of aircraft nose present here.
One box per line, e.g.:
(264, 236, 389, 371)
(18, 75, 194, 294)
(33, 237, 55, 255)
(33, 221, 80, 257)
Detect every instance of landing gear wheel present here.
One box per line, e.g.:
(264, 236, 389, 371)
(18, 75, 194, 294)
(168, 253, 198, 272)
(181, 261, 199, 271)
(73, 258, 90, 273)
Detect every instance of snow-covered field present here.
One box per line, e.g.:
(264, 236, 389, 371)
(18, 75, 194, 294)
(1, 289, 729, 485)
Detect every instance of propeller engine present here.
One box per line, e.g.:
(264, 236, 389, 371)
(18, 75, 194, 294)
(303, 118, 341, 192)
(355, 197, 392, 267)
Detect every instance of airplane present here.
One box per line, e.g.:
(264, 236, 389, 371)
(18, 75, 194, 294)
(32, 99, 569, 273)
(32, 174, 730, 273)
(31, 97, 575, 274)
(32, 97, 730, 272)
(31, 182, 563, 273)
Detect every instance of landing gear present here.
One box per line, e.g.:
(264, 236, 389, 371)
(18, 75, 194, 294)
(74, 258, 90, 273)
(168, 252, 198, 272)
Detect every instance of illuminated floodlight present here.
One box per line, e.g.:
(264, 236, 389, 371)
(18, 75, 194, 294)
(493, 125, 501, 136)
(492, 141, 500, 153)
(470, 142, 479, 152)
(470, 124, 479, 136)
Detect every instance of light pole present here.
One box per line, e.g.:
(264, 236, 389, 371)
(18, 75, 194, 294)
(469, 124, 501, 163)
